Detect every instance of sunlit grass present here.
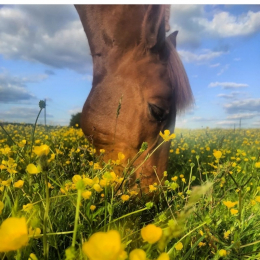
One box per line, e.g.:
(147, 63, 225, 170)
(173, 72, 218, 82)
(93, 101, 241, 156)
(1, 105, 260, 259)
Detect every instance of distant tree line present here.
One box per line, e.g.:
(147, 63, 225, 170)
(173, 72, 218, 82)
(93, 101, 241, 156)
(69, 112, 81, 128)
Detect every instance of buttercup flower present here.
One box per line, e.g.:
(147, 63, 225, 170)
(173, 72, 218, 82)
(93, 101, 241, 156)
(0, 217, 28, 252)
(129, 249, 146, 260)
(33, 144, 50, 157)
(219, 249, 227, 257)
(223, 201, 237, 209)
(90, 205, 96, 211)
(255, 162, 260, 168)
(26, 164, 41, 174)
(175, 241, 183, 251)
(82, 230, 126, 260)
(159, 130, 176, 142)
(141, 224, 162, 244)
(82, 190, 92, 200)
(149, 185, 157, 192)
(213, 150, 222, 160)
(72, 175, 82, 184)
(83, 177, 94, 187)
(157, 252, 170, 260)
(14, 180, 24, 188)
(28, 227, 41, 239)
(29, 253, 38, 260)
(93, 184, 103, 193)
(230, 209, 238, 215)
(121, 195, 130, 202)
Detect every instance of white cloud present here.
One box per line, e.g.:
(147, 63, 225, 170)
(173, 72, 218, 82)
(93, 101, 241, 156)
(217, 64, 229, 76)
(195, 10, 260, 38)
(253, 121, 260, 126)
(217, 93, 234, 99)
(0, 70, 47, 103)
(224, 98, 260, 114)
(0, 5, 91, 74)
(226, 113, 259, 120)
(169, 6, 260, 49)
(209, 82, 249, 89)
(0, 106, 53, 122)
(210, 63, 220, 68)
(178, 49, 224, 63)
(216, 120, 236, 125)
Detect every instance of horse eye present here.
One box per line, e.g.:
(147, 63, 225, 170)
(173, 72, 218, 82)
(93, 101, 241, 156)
(148, 103, 167, 122)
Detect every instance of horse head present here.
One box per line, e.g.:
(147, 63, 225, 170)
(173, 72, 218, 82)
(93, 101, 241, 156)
(75, 5, 193, 192)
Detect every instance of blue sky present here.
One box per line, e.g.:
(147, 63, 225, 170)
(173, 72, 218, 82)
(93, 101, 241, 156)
(0, 4, 260, 128)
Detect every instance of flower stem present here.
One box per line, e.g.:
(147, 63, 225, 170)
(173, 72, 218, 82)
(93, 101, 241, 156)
(72, 189, 82, 248)
(30, 108, 43, 162)
(43, 170, 50, 260)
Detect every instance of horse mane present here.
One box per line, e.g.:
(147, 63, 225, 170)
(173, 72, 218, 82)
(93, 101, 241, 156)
(166, 38, 194, 114)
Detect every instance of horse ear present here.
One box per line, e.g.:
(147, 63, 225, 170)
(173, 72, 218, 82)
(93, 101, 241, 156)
(141, 5, 166, 50)
(167, 30, 178, 48)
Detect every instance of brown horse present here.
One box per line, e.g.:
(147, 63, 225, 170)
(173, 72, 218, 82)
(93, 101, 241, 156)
(75, 5, 193, 192)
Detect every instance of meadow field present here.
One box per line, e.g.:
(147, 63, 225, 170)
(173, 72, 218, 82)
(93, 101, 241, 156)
(1, 114, 260, 259)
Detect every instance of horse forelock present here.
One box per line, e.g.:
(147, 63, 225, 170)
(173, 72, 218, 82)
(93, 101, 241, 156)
(166, 39, 194, 114)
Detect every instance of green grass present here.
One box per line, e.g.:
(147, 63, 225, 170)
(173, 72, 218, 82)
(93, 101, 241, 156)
(1, 116, 260, 259)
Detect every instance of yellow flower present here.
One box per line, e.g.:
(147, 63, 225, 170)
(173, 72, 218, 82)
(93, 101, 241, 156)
(82, 190, 92, 200)
(224, 230, 231, 240)
(121, 195, 130, 202)
(213, 150, 222, 160)
(141, 224, 162, 244)
(48, 154, 55, 163)
(94, 163, 102, 170)
(255, 196, 260, 203)
(255, 162, 260, 168)
(82, 230, 125, 260)
(198, 242, 206, 247)
(100, 149, 105, 153)
(223, 201, 237, 209)
(0, 201, 4, 214)
(72, 175, 82, 184)
(113, 152, 125, 165)
(0, 217, 28, 252)
(129, 249, 146, 260)
(28, 253, 38, 260)
(175, 241, 183, 250)
(2, 179, 11, 187)
(159, 130, 176, 142)
(149, 185, 157, 192)
(0, 147, 11, 155)
(83, 177, 94, 187)
(28, 227, 41, 238)
(90, 205, 96, 211)
(230, 209, 238, 215)
(26, 164, 41, 174)
(33, 144, 50, 157)
(23, 203, 34, 212)
(157, 252, 170, 260)
(129, 190, 139, 196)
(171, 176, 178, 181)
(14, 180, 24, 188)
(219, 249, 227, 257)
(48, 182, 54, 189)
(93, 184, 103, 193)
